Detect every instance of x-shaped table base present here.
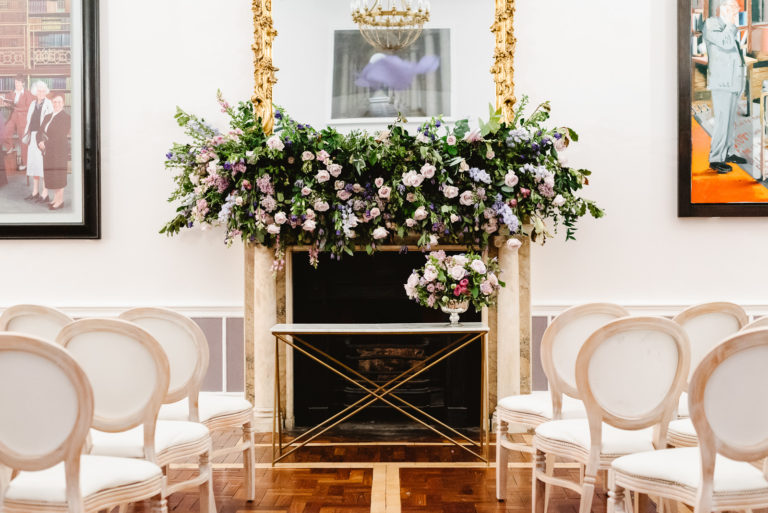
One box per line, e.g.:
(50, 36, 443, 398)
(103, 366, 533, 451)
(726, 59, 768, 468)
(270, 324, 490, 465)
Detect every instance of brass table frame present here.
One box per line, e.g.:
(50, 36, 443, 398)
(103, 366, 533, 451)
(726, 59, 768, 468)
(269, 323, 490, 465)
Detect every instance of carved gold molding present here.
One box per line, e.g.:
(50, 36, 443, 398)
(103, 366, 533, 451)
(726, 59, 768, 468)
(251, 0, 278, 135)
(491, 0, 516, 123)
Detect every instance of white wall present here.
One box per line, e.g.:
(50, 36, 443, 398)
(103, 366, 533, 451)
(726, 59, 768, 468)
(1, 0, 765, 310)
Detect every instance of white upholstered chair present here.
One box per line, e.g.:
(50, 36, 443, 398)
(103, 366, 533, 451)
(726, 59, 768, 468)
(742, 315, 768, 331)
(0, 304, 73, 341)
(532, 316, 690, 513)
(666, 302, 748, 448)
(119, 307, 256, 501)
(56, 319, 217, 513)
(609, 328, 768, 513)
(496, 303, 628, 501)
(0, 332, 166, 513)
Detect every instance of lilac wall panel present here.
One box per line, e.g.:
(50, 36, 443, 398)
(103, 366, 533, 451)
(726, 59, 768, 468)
(193, 317, 222, 392)
(226, 317, 244, 392)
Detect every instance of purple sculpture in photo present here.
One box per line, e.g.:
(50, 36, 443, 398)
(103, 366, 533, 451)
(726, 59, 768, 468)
(355, 54, 440, 91)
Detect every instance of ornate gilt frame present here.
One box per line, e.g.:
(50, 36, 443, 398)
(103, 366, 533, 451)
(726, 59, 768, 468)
(245, 0, 528, 426)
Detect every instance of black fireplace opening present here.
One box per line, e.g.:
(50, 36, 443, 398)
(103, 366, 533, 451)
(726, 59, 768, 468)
(291, 251, 481, 433)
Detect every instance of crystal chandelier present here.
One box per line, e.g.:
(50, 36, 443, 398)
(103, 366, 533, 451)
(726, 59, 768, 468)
(350, 0, 431, 52)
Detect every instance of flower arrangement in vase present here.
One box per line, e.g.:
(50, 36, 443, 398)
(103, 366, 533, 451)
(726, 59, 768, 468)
(404, 251, 504, 325)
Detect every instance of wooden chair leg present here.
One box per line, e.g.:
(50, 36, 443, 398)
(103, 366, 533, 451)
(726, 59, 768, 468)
(117, 503, 128, 513)
(150, 495, 168, 513)
(578, 472, 597, 513)
(532, 448, 547, 513)
(637, 492, 649, 513)
(544, 452, 555, 513)
(496, 419, 509, 501)
(199, 451, 217, 513)
(243, 419, 256, 502)
(607, 471, 625, 513)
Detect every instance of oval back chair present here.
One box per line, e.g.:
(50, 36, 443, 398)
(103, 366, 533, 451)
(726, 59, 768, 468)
(533, 316, 690, 513)
(0, 304, 73, 342)
(0, 332, 166, 513)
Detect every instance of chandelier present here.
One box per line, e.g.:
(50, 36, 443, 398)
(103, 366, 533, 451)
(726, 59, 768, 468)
(350, 0, 430, 52)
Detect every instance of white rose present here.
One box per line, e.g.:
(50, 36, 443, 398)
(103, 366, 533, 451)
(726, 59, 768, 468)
(504, 172, 519, 187)
(267, 224, 281, 234)
(443, 185, 459, 199)
(452, 255, 468, 267)
(328, 163, 342, 177)
(450, 213, 460, 223)
(553, 194, 565, 207)
(314, 200, 330, 212)
(446, 135, 457, 146)
(420, 163, 436, 179)
(370, 207, 381, 218)
(405, 218, 417, 228)
(429, 234, 439, 246)
(302, 219, 316, 232)
(413, 206, 428, 221)
(372, 226, 388, 240)
(266, 135, 284, 151)
(316, 170, 330, 183)
(459, 191, 474, 206)
(274, 212, 287, 225)
(423, 265, 438, 282)
(305, 208, 316, 220)
(449, 266, 466, 281)
(470, 259, 487, 275)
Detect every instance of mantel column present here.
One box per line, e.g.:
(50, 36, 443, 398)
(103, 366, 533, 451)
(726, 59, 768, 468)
(244, 243, 277, 430)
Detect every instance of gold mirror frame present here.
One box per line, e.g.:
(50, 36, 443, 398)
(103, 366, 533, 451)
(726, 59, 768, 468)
(246, 0, 530, 414)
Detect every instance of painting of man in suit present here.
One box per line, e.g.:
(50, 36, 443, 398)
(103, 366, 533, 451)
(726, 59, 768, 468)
(1, 74, 34, 172)
(704, 0, 747, 174)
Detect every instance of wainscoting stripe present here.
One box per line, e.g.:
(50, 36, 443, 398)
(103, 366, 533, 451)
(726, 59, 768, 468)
(192, 317, 223, 391)
(226, 317, 245, 392)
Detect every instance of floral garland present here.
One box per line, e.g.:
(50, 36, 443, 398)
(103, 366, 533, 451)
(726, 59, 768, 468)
(162, 92, 603, 268)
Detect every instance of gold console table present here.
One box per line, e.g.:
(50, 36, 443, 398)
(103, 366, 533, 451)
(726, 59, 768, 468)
(269, 322, 490, 465)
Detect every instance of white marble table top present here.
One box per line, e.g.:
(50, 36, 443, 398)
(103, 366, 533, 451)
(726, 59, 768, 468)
(270, 322, 489, 335)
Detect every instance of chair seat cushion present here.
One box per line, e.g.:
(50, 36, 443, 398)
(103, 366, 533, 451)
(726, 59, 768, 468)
(677, 391, 689, 418)
(158, 393, 253, 423)
(90, 420, 209, 458)
(613, 447, 768, 494)
(535, 419, 655, 456)
(668, 419, 696, 439)
(497, 391, 586, 420)
(5, 455, 161, 504)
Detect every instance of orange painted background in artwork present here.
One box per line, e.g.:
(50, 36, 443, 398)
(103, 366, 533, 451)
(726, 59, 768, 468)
(691, 117, 768, 203)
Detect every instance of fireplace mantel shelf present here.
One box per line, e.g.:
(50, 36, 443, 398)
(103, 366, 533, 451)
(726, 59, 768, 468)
(271, 322, 489, 335)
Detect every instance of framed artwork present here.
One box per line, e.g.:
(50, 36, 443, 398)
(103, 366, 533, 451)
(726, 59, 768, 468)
(330, 28, 451, 121)
(679, 0, 768, 216)
(0, 0, 100, 238)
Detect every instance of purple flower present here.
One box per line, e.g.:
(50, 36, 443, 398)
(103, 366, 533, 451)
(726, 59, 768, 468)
(554, 132, 562, 139)
(166, 152, 173, 159)
(275, 111, 283, 119)
(435, 120, 441, 127)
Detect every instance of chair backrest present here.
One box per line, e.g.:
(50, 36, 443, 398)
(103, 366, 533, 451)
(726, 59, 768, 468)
(741, 316, 768, 332)
(540, 303, 629, 415)
(0, 333, 93, 472)
(119, 308, 209, 420)
(576, 316, 689, 468)
(673, 302, 748, 386)
(688, 328, 768, 513)
(56, 319, 169, 461)
(0, 304, 73, 343)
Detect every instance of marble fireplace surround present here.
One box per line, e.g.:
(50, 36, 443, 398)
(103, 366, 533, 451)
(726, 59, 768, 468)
(244, 241, 531, 431)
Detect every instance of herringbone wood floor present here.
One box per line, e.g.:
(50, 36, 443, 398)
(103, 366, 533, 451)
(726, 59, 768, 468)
(124, 429, 615, 513)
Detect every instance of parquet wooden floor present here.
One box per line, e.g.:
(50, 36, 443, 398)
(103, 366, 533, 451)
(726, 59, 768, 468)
(124, 430, 617, 513)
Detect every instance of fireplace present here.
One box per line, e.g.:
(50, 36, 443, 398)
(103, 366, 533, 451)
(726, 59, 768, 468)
(291, 251, 481, 430)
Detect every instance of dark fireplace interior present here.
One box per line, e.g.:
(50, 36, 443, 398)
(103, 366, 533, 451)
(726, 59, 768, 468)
(292, 251, 481, 433)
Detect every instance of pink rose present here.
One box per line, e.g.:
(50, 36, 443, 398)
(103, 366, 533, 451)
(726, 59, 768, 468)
(375, 177, 384, 188)
(423, 265, 438, 282)
(446, 135, 457, 146)
(414, 206, 428, 221)
(316, 170, 330, 183)
(480, 281, 494, 296)
(378, 186, 391, 199)
(505, 171, 519, 187)
(305, 208, 316, 220)
(420, 163, 436, 178)
(301, 151, 314, 161)
(459, 191, 474, 206)
(449, 266, 466, 281)
(328, 163, 342, 177)
(274, 212, 287, 225)
(450, 213, 460, 223)
(337, 190, 352, 201)
(406, 193, 417, 203)
(555, 137, 567, 152)
(314, 200, 330, 212)
(372, 226, 388, 240)
(405, 218, 416, 228)
(302, 219, 316, 232)
(463, 129, 482, 143)
(486, 149, 495, 159)
(267, 224, 281, 235)
(301, 186, 312, 196)
(334, 180, 345, 190)
(370, 207, 381, 218)
(443, 185, 459, 199)
(316, 150, 330, 162)
(520, 188, 531, 198)
(459, 279, 469, 287)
